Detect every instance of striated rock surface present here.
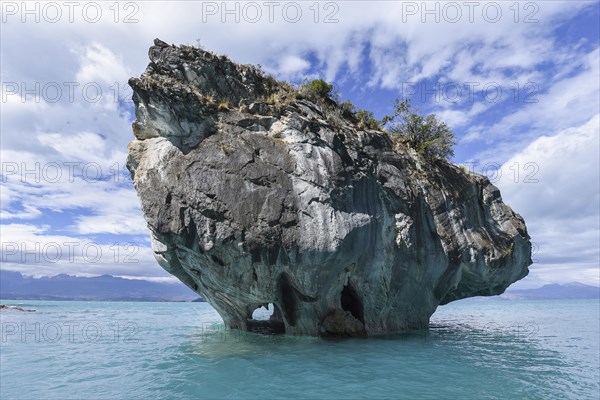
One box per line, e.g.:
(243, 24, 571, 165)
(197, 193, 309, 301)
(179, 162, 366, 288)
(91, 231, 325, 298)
(127, 39, 532, 337)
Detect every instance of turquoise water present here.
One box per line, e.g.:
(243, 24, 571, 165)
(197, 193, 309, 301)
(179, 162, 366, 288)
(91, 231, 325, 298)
(1, 299, 598, 399)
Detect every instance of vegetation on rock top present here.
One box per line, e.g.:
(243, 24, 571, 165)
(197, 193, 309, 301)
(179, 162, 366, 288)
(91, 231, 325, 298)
(282, 78, 457, 161)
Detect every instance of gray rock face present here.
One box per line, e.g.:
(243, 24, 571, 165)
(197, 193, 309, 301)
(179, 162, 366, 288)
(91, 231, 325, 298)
(127, 39, 532, 337)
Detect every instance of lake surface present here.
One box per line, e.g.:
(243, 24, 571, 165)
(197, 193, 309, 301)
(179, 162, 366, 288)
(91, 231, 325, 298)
(1, 299, 598, 399)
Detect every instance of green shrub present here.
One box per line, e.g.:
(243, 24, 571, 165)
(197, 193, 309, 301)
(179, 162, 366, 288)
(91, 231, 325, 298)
(356, 109, 381, 130)
(300, 79, 334, 102)
(383, 99, 456, 160)
(339, 100, 356, 118)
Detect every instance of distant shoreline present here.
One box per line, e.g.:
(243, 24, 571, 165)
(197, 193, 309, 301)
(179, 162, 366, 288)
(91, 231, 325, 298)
(2, 296, 597, 303)
(0, 297, 205, 303)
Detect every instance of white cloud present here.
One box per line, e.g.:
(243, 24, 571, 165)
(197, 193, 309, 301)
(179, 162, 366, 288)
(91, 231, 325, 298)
(75, 214, 148, 235)
(0, 223, 165, 278)
(277, 54, 310, 76)
(459, 45, 599, 170)
(496, 115, 600, 288)
(114, 275, 181, 283)
(1, 39, 141, 238)
(37, 130, 128, 166)
(0, 139, 147, 236)
(74, 42, 130, 84)
(0, 205, 42, 220)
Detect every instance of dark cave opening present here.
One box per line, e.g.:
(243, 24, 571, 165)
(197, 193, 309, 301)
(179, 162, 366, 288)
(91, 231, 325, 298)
(341, 283, 364, 323)
(279, 274, 297, 327)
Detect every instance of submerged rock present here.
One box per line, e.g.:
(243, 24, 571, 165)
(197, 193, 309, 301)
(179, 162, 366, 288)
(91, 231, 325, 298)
(0, 305, 35, 312)
(127, 39, 532, 337)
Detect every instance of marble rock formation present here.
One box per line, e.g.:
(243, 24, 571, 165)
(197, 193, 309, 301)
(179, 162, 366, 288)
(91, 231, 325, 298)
(127, 39, 532, 337)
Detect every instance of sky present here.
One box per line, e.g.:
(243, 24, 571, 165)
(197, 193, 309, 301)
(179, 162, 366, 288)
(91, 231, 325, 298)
(1, 1, 598, 289)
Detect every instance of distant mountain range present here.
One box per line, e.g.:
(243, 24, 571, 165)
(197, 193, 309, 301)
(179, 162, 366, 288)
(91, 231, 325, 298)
(0, 270, 203, 302)
(1, 269, 597, 302)
(500, 282, 599, 300)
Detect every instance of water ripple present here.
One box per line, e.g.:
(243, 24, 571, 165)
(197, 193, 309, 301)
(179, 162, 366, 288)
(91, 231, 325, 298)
(0, 299, 598, 399)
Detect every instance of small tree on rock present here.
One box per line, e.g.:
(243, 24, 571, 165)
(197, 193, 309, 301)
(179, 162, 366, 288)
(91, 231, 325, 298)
(300, 79, 335, 103)
(383, 99, 456, 160)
